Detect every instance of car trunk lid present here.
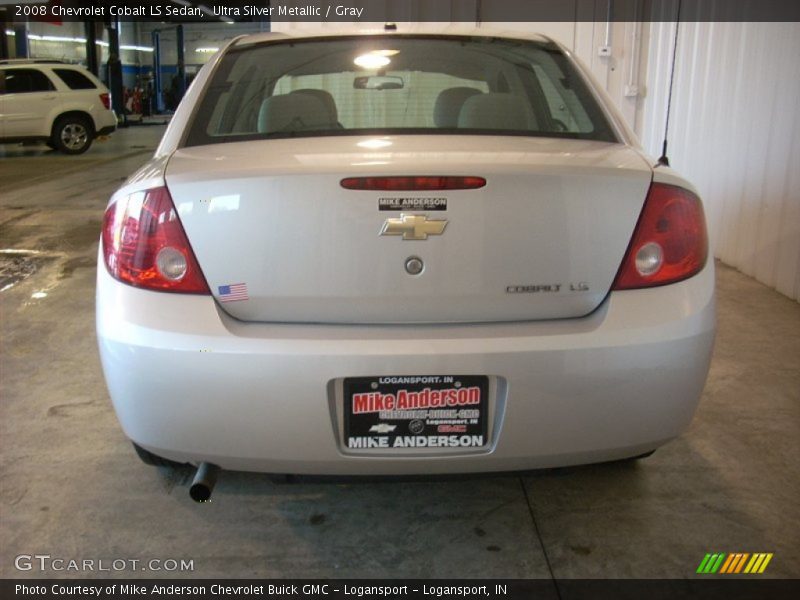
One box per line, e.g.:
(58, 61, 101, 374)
(165, 135, 652, 323)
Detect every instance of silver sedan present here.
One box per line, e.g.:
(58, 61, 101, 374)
(96, 28, 715, 499)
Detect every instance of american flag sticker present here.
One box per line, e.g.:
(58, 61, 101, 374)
(218, 283, 249, 302)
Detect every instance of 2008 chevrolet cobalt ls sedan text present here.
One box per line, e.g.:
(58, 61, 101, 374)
(96, 29, 715, 496)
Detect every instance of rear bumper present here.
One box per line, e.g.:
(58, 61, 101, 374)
(96, 125, 116, 137)
(96, 259, 716, 475)
(94, 109, 117, 136)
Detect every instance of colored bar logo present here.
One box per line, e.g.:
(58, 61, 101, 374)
(697, 553, 773, 574)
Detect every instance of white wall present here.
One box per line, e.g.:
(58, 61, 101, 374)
(640, 21, 800, 301)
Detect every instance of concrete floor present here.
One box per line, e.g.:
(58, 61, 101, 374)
(1, 128, 798, 580)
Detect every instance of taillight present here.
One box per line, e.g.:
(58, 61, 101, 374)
(340, 176, 486, 191)
(99, 92, 110, 110)
(102, 186, 210, 294)
(612, 183, 708, 290)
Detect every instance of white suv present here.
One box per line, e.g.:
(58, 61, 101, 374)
(0, 59, 117, 154)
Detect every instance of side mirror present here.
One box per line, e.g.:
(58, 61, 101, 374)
(354, 76, 404, 90)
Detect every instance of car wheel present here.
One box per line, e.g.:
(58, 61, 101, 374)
(52, 116, 93, 154)
(132, 442, 185, 468)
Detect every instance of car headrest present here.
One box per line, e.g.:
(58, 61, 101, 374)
(290, 88, 339, 124)
(457, 93, 538, 130)
(257, 93, 332, 134)
(434, 87, 483, 128)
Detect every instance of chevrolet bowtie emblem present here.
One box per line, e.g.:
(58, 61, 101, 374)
(379, 213, 448, 240)
(369, 423, 397, 433)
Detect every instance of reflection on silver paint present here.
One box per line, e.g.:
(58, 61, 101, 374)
(357, 138, 393, 150)
(207, 195, 240, 213)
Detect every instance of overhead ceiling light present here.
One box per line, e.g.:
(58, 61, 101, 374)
(196, 47, 219, 53)
(354, 52, 391, 69)
(8, 31, 151, 52)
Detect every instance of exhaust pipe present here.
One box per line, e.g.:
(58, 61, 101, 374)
(189, 462, 220, 503)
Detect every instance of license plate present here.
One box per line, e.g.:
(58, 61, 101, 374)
(343, 375, 489, 450)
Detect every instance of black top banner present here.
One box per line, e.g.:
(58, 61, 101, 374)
(1, 0, 800, 23)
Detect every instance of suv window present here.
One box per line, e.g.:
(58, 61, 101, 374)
(185, 35, 617, 147)
(2, 68, 55, 94)
(53, 68, 97, 90)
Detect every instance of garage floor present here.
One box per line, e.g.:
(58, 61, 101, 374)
(1, 127, 798, 580)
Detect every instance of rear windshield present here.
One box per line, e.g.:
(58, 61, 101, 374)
(184, 35, 617, 147)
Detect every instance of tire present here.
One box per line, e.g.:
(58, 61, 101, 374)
(132, 442, 185, 468)
(51, 115, 93, 154)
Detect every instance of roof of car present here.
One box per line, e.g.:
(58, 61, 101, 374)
(233, 25, 553, 48)
(0, 59, 66, 65)
(0, 60, 88, 70)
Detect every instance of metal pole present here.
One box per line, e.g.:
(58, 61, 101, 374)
(0, 14, 9, 60)
(176, 24, 186, 104)
(13, 22, 28, 58)
(84, 20, 99, 76)
(152, 30, 163, 113)
(106, 18, 125, 124)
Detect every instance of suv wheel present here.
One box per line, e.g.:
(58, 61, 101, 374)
(52, 116, 93, 154)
